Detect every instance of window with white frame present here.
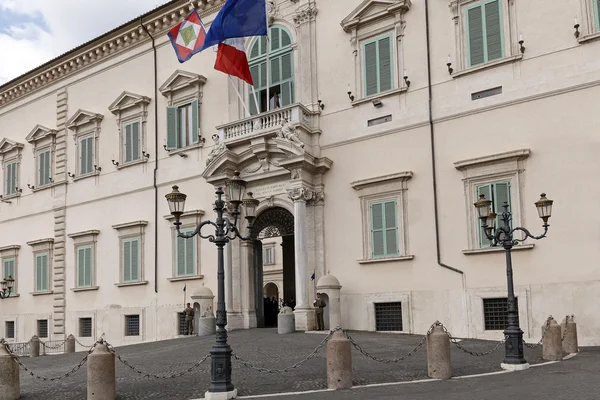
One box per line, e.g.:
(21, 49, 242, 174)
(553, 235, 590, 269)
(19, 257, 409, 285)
(122, 121, 141, 163)
(0, 245, 19, 295)
(362, 33, 394, 97)
(37, 149, 52, 187)
(248, 25, 295, 115)
(112, 221, 147, 285)
(26, 125, 56, 189)
(351, 172, 413, 262)
(159, 70, 206, 152)
(3, 258, 15, 286)
(449, 0, 518, 72)
(165, 210, 204, 281)
(595, 0, 600, 31)
(66, 110, 103, 179)
(79, 317, 93, 337)
(108, 91, 151, 167)
(4, 160, 18, 196)
(176, 229, 196, 277)
(125, 314, 140, 336)
(576, 0, 600, 39)
(37, 319, 48, 338)
(0, 138, 24, 197)
(5, 321, 15, 339)
(454, 149, 531, 252)
(263, 246, 275, 265)
(27, 238, 53, 294)
(67, 230, 99, 290)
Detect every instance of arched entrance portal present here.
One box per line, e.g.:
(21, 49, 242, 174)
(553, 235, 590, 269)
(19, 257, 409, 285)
(251, 207, 296, 328)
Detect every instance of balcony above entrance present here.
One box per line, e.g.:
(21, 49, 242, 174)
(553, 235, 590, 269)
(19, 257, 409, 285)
(216, 103, 319, 148)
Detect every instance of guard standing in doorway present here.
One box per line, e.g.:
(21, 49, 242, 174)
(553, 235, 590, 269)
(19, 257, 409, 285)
(184, 303, 195, 335)
(313, 293, 327, 331)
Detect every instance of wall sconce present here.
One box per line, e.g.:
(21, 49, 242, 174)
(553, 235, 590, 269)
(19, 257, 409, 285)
(111, 159, 119, 167)
(372, 99, 383, 108)
(15, 187, 22, 194)
(27, 184, 35, 190)
(49, 177, 54, 183)
(163, 142, 170, 152)
(518, 33, 525, 54)
(347, 91, 355, 102)
(67, 172, 75, 179)
(317, 100, 325, 110)
(0, 195, 12, 204)
(178, 153, 188, 158)
(142, 151, 151, 159)
(447, 54, 453, 75)
(403, 75, 411, 88)
(574, 17, 580, 38)
(94, 165, 102, 172)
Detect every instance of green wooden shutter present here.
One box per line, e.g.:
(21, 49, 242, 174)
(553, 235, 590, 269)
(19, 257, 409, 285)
(384, 201, 399, 256)
(270, 55, 281, 84)
(41, 254, 48, 291)
(477, 184, 492, 247)
(123, 240, 131, 282)
(132, 122, 140, 161)
(79, 138, 87, 174)
(87, 137, 94, 174)
(166, 106, 178, 150)
(250, 40, 260, 59)
(3, 259, 14, 280)
(281, 29, 291, 47)
(125, 124, 133, 163)
(176, 235, 186, 276)
(5, 162, 16, 195)
(185, 236, 195, 275)
(467, 5, 485, 66)
(36, 254, 48, 291)
(493, 181, 511, 230)
(191, 99, 199, 144)
(84, 247, 92, 286)
(371, 203, 385, 257)
(280, 53, 293, 106)
(77, 248, 86, 287)
(485, 0, 503, 61)
(271, 27, 281, 51)
(131, 239, 139, 281)
(596, 0, 600, 31)
(378, 36, 392, 93)
(40, 150, 51, 186)
(364, 41, 378, 96)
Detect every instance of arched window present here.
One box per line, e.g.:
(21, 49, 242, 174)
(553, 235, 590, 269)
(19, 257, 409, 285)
(248, 25, 294, 115)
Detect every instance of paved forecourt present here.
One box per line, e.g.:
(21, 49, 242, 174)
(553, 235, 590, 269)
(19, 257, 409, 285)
(15, 328, 545, 399)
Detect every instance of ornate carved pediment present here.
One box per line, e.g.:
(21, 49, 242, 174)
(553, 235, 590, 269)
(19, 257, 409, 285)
(66, 109, 104, 130)
(25, 125, 57, 144)
(108, 91, 151, 114)
(0, 138, 24, 156)
(341, 0, 411, 32)
(159, 69, 207, 96)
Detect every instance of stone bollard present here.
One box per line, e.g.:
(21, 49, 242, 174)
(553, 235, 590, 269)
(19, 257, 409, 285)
(427, 323, 452, 380)
(29, 335, 40, 358)
(66, 334, 76, 354)
(326, 330, 352, 390)
(87, 342, 116, 400)
(542, 317, 563, 361)
(562, 315, 579, 354)
(278, 306, 295, 334)
(0, 341, 20, 400)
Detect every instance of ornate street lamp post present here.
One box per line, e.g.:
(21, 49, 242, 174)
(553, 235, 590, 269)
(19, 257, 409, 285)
(0, 276, 14, 299)
(166, 172, 259, 396)
(474, 192, 553, 367)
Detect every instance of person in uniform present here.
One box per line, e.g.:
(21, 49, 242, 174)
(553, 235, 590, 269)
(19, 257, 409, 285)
(184, 303, 195, 335)
(313, 293, 327, 331)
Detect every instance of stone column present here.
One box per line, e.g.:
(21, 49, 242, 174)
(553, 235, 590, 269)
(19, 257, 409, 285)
(66, 334, 76, 353)
(29, 336, 40, 358)
(87, 343, 116, 400)
(288, 188, 314, 331)
(240, 241, 257, 329)
(224, 240, 233, 314)
(0, 341, 20, 399)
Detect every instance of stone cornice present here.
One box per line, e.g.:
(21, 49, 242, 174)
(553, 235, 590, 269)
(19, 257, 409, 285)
(350, 171, 413, 191)
(341, 0, 411, 33)
(454, 149, 531, 170)
(0, 0, 226, 108)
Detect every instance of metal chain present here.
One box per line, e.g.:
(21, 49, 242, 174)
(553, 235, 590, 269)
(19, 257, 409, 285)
(1, 339, 98, 381)
(41, 338, 68, 350)
(233, 329, 334, 373)
(436, 322, 505, 357)
(75, 338, 95, 348)
(341, 329, 427, 363)
(104, 341, 210, 379)
(523, 316, 552, 349)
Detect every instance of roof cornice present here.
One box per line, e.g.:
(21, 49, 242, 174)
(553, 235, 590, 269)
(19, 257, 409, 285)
(0, 0, 225, 108)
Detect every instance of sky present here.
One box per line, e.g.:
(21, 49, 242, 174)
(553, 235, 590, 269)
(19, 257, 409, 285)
(0, 0, 172, 86)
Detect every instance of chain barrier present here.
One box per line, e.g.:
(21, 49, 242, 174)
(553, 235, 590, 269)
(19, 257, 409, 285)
(104, 340, 211, 379)
(341, 327, 429, 364)
(523, 316, 552, 349)
(1, 338, 99, 381)
(233, 329, 334, 373)
(435, 322, 505, 357)
(76, 338, 95, 348)
(40, 338, 68, 350)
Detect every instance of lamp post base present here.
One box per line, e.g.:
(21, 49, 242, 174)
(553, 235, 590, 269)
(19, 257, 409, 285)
(500, 362, 530, 371)
(204, 389, 238, 400)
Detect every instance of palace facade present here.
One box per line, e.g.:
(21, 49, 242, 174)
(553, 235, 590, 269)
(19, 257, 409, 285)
(1, 0, 600, 347)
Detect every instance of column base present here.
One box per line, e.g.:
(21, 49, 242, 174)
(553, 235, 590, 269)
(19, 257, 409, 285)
(500, 362, 530, 371)
(204, 389, 237, 400)
(294, 308, 316, 331)
(226, 313, 245, 331)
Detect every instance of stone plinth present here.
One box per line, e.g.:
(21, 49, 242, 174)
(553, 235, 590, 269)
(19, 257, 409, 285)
(204, 388, 238, 400)
(543, 317, 563, 361)
(427, 324, 451, 380)
(87, 343, 116, 399)
(66, 334, 76, 353)
(278, 307, 295, 334)
(29, 336, 40, 358)
(0, 343, 19, 400)
(326, 330, 352, 389)
(293, 308, 315, 331)
(562, 316, 578, 354)
(198, 316, 216, 337)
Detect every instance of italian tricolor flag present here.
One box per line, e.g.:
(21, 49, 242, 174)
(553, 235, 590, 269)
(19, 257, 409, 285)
(214, 38, 254, 86)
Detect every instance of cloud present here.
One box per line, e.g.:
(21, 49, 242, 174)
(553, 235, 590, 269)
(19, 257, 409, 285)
(0, 0, 171, 85)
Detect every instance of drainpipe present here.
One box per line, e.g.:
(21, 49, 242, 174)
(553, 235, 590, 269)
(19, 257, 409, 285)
(140, 18, 159, 294)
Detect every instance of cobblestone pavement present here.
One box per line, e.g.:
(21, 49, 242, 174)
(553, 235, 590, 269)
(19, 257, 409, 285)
(15, 328, 546, 399)
(275, 347, 600, 400)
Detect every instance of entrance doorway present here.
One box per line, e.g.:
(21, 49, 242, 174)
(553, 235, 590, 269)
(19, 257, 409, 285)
(251, 207, 295, 328)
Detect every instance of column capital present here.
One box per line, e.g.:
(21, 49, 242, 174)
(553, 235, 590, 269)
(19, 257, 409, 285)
(287, 187, 314, 203)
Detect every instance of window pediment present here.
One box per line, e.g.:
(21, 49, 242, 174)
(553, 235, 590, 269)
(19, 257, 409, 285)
(159, 70, 207, 97)
(26, 125, 57, 145)
(341, 0, 411, 32)
(67, 109, 104, 131)
(109, 91, 151, 115)
(0, 139, 24, 157)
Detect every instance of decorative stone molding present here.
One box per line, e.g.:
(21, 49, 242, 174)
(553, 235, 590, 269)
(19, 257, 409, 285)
(341, 0, 411, 32)
(109, 92, 151, 168)
(26, 125, 57, 190)
(0, 139, 24, 163)
(206, 134, 227, 166)
(351, 171, 413, 192)
(267, 0, 279, 26)
(287, 187, 314, 202)
(66, 110, 104, 133)
(67, 110, 104, 178)
(276, 120, 305, 151)
(25, 125, 57, 146)
(293, 2, 318, 26)
(0, 0, 225, 108)
(159, 69, 207, 106)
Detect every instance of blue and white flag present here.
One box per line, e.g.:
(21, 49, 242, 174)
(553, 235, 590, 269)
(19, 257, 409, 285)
(201, 0, 267, 50)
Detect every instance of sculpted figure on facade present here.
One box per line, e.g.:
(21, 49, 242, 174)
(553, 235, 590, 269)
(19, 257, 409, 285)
(206, 133, 227, 166)
(278, 119, 305, 149)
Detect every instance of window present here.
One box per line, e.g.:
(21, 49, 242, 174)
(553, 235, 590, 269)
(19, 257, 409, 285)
(76, 246, 93, 288)
(476, 181, 510, 247)
(370, 200, 399, 258)
(176, 230, 196, 277)
(263, 247, 275, 265)
(4, 161, 17, 196)
(5, 321, 15, 339)
(375, 302, 403, 331)
(79, 135, 94, 176)
(37, 149, 52, 187)
(166, 100, 199, 150)
(122, 121, 141, 163)
(79, 317, 92, 337)
(3, 258, 15, 287)
(35, 253, 49, 292)
(248, 25, 294, 115)
(178, 312, 186, 335)
(466, 0, 503, 67)
(125, 315, 140, 336)
(37, 320, 48, 338)
(595, 0, 600, 31)
(483, 297, 519, 330)
(362, 33, 393, 97)
(122, 237, 141, 283)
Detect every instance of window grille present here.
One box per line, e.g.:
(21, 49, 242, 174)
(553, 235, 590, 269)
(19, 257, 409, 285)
(79, 318, 92, 337)
(178, 313, 186, 335)
(374, 302, 403, 331)
(483, 297, 519, 330)
(125, 315, 140, 336)
(37, 320, 48, 338)
(5, 321, 15, 339)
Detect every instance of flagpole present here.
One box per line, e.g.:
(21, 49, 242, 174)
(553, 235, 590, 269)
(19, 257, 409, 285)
(265, 0, 270, 113)
(229, 76, 252, 117)
(251, 85, 261, 117)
